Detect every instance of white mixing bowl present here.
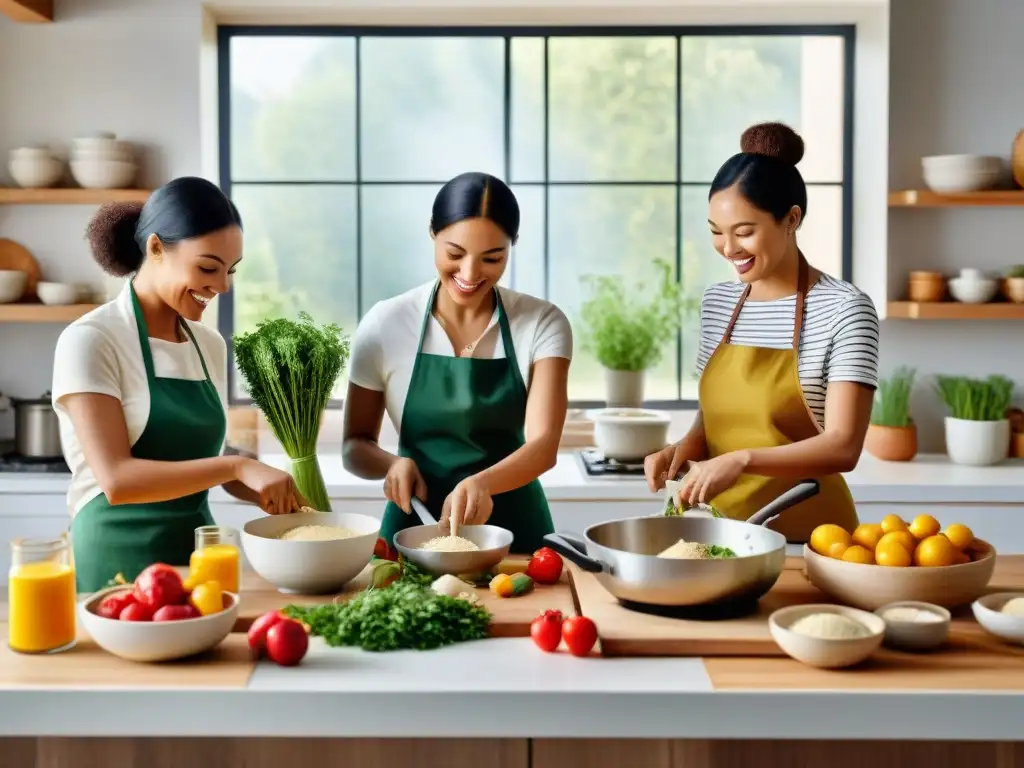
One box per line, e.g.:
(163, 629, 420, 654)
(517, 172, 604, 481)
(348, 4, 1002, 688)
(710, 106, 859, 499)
(241, 510, 380, 595)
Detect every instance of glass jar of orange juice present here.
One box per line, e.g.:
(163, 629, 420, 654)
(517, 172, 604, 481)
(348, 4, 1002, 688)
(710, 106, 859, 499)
(189, 525, 241, 594)
(8, 534, 77, 654)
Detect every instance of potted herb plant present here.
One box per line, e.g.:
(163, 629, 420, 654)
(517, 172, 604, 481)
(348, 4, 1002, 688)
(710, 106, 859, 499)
(578, 258, 690, 407)
(864, 366, 917, 462)
(936, 374, 1015, 466)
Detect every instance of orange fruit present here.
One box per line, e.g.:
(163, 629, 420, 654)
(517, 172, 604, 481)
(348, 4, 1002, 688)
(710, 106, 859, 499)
(841, 545, 875, 564)
(810, 524, 852, 557)
(909, 514, 941, 540)
(852, 523, 884, 551)
(913, 534, 956, 567)
(952, 550, 971, 565)
(880, 514, 908, 534)
(877, 530, 915, 553)
(875, 540, 912, 567)
(826, 541, 849, 560)
(943, 523, 974, 551)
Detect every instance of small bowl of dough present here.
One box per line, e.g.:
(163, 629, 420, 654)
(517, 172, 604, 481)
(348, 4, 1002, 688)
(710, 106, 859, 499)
(874, 601, 951, 651)
(241, 510, 380, 595)
(769, 603, 885, 668)
(971, 592, 1024, 646)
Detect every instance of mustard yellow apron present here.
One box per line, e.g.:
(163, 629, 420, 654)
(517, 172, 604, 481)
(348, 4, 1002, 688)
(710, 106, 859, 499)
(698, 257, 859, 542)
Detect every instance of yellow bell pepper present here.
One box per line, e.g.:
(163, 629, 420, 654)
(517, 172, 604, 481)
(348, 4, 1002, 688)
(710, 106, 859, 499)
(489, 572, 533, 598)
(189, 580, 224, 616)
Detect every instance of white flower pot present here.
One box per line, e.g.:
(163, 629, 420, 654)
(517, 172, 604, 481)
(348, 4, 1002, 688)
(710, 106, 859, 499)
(603, 368, 645, 407)
(944, 417, 1011, 466)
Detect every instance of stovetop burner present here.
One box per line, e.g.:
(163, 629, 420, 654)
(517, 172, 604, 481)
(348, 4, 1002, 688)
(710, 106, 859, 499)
(579, 449, 645, 477)
(617, 596, 762, 621)
(0, 451, 70, 474)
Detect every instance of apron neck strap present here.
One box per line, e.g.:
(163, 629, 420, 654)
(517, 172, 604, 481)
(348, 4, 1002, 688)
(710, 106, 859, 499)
(422, 281, 510, 359)
(129, 281, 215, 384)
(721, 253, 810, 350)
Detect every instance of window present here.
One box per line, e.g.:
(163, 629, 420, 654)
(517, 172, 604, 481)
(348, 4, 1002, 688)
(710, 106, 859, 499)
(219, 26, 853, 405)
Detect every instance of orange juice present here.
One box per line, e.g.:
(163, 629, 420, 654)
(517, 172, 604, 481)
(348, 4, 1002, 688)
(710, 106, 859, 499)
(8, 560, 77, 654)
(189, 544, 240, 593)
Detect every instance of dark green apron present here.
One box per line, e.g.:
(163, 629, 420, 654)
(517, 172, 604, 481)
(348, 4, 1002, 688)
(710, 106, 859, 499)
(379, 283, 554, 555)
(70, 283, 225, 592)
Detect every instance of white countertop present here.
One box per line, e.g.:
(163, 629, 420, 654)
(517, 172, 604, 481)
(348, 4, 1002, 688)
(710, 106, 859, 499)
(2, 451, 1022, 504)
(2, 637, 1023, 740)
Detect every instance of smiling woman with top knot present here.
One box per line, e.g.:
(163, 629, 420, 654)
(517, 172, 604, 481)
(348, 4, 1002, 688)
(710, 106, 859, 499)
(644, 122, 880, 543)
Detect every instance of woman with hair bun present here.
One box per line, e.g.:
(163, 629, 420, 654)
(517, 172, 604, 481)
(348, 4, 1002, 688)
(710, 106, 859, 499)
(53, 176, 306, 591)
(342, 172, 572, 553)
(644, 123, 879, 542)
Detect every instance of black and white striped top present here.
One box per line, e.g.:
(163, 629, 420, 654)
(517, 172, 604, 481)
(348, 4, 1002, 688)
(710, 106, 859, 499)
(695, 273, 880, 427)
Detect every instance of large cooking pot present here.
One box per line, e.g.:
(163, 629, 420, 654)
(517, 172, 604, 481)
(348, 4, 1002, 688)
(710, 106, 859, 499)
(2, 391, 63, 459)
(543, 480, 819, 608)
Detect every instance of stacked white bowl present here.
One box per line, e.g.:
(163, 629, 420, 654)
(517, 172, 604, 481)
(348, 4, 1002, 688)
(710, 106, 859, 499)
(921, 154, 1002, 194)
(8, 146, 64, 188)
(70, 132, 137, 189)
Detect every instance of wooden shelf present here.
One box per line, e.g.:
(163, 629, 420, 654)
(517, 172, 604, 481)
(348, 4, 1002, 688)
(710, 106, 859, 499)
(0, 0, 52, 23)
(0, 188, 151, 205)
(889, 189, 1024, 207)
(887, 301, 1024, 320)
(0, 303, 98, 323)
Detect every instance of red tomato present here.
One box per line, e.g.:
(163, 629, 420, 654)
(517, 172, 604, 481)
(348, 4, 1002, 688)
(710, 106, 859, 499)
(526, 547, 563, 585)
(561, 616, 598, 657)
(373, 537, 398, 561)
(133, 564, 186, 610)
(152, 604, 200, 622)
(97, 592, 136, 619)
(247, 611, 286, 656)
(530, 610, 564, 653)
(119, 601, 154, 622)
(265, 618, 309, 667)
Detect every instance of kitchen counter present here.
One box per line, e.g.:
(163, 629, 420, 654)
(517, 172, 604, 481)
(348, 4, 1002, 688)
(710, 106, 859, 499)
(1, 451, 1022, 504)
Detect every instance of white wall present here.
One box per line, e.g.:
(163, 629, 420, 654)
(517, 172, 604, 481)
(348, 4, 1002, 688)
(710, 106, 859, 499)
(5, 0, 1014, 455)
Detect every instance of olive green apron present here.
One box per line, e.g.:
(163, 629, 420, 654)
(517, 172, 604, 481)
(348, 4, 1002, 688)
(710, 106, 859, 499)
(379, 283, 554, 555)
(70, 283, 225, 592)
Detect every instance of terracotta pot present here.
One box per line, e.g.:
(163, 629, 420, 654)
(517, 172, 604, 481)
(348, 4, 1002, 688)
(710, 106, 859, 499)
(864, 423, 918, 462)
(1004, 276, 1024, 304)
(906, 272, 946, 303)
(1012, 128, 1024, 189)
(1011, 432, 1024, 459)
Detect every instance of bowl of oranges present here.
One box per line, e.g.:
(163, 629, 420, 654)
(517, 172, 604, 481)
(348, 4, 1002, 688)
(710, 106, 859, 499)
(803, 514, 995, 611)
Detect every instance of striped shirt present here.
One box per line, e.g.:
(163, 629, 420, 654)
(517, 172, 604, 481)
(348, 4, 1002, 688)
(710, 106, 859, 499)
(695, 273, 880, 427)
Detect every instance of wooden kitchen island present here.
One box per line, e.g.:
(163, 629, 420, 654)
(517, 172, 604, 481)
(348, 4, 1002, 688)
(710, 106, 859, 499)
(2, 558, 1024, 768)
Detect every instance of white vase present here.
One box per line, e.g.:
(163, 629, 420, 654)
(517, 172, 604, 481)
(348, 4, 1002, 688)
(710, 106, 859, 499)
(944, 417, 1011, 466)
(603, 368, 645, 408)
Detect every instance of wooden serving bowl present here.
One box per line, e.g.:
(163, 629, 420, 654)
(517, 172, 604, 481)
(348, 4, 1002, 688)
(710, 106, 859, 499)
(803, 540, 996, 611)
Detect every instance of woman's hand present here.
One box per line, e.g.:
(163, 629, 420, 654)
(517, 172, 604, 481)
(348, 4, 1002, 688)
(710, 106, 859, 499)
(441, 476, 493, 532)
(677, 451, 750, 506)
(236, 459, 307, 515)
(643, 442, 694, 494)
(384, 457, 428, 513)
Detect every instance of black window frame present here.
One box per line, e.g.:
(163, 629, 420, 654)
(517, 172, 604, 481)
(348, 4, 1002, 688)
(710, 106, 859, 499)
(217, 23, 856, 409)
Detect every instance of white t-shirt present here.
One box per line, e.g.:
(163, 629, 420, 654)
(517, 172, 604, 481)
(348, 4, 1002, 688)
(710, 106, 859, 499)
(349, 281, 573, 434)
(51, 281, 229, 516)
(695, 273, 880, 427)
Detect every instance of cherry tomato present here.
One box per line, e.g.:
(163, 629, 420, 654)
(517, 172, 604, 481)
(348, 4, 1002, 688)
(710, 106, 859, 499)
(373, 537, 398, 561)
(561, 616, 598, 657)
(265, 618, 309, 666)
(248, 611, 286, 656)
(530, 610, 564, 653)
(119, 601, 154, 622)
(133, 563, 187, 610)
(526, 547, 563, 585)
(97, 591, 136, 619)
(152, 604, 200, 622)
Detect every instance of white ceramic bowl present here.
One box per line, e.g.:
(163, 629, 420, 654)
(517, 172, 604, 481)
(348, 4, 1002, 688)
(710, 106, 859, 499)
(70, 159, 137, 189)
(0, 270, 27, 304)
(8, 153, 63, 188)
(803, 540, 996, 610)
(921, 154, 1002, 193)
(972, 592, 1024, 646)
(36, 281, 79, 306)
(948, 277, 999, 304)
(769, 603, 885, 668)
(874, 600, 951, 651)
(241, 510, 380, 595)
(78, 586, 238, 662)
(588, 407, 671, 461)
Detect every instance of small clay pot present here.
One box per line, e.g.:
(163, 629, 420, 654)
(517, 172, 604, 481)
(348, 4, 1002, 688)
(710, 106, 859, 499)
(1011, 433, 1024, 459)
(864, 423, 918, 462)
(907, 272, 946, 303)
(1004, 276, 1024, 304)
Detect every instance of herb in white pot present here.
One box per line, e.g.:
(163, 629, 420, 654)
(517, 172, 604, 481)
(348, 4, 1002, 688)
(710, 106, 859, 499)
(936, 374, 1015, 466)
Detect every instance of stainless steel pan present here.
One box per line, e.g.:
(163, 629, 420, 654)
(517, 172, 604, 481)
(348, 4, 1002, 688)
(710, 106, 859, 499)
(392, 498, 513, 576)
(543, 480, 819, 608)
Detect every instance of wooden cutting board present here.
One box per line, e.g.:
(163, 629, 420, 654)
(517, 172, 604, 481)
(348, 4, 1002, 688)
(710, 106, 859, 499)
(237, 557, 575, 638)
(0, 238, 41, 299)
(572, 556, 1024, 658)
